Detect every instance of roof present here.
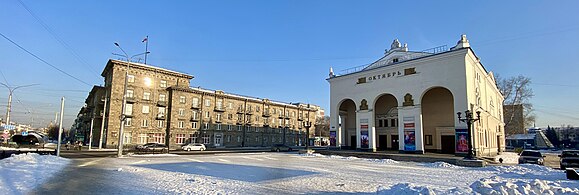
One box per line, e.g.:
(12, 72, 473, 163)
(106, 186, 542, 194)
(506, 134, 535, 140)
(102, 59, 194, 79)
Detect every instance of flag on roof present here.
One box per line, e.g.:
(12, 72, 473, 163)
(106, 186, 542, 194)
(142, 36, 148, 43)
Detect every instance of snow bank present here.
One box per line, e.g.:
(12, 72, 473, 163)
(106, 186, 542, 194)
(471, 177, 579, 195)
(493, 152, 519, 164)
(365, 158, 399, 164)
(422, 162, 460, 168)
(127, 153, 180, 157)
(376, 183, 440, 195)
(0, 153, 70, 194)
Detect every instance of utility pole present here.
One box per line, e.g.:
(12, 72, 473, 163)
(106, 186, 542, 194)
(99, 91, 108, 149)
(88, 112, 94, 150)
(56, 97, 65, 157)
(1, 83, 38, 125)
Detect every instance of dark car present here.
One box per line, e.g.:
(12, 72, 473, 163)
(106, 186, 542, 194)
(136, 143, 168, 152)
(271, 144, 292, 152)
(518, 150, 545, 165)
(560, 150, 579, 170)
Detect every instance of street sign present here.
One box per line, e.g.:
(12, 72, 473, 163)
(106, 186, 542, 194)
(2, 125, 15, 130)
(21, 131, 28, 136)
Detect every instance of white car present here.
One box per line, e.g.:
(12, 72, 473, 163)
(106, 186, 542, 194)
(181, 143, 206, 151)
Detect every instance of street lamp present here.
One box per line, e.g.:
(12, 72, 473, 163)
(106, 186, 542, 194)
(304, 120, 312, 150)
(0, 83, 38, 126)
(457, 110, 481, 160)
(113, 42, 150, 157)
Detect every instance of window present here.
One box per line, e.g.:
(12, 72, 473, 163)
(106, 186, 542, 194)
(255, 136, 259, 142)
(142, 105, 150, 114)
(157, 120, 164, 128)
(192, 98, 199, 107)
(178, 121, 184, 128)
(384, 119, 389, 127)
(202, 134, 210, 144)
(226, 135, 231, 143)
(203, 123, 208, 130)
(176, 134, 186, 144)
(237, 125, 242, 131)
(192, 122, 198, 129)
(141, 119, 148, 127)
(228, 114, 233, 120)
(125, 118, 132, 126)
(190, 133, 198, 144)
(179, 96, 186, 104)
(216, 124, 221, 130)
(228, 124, 232, 131)
(378, 120, 383, 127)
(143, 92, 150, 100)
(205, 99, 211, 107)
(393, 58, 399, 63)
(160, 80, 167, 88)
(158, 107, 166, 116)
(179, 108, 185, 116)
(128, 75, 135, 83)
(126, 89, 134, 98)
(138, 134, 147, 144)
(216, 113, 221, 122)
(391, 119, 397, 127)
(192, 111, 198, 120)
(205, 111, 210, 118)
(124, 133, 132, 144)
(216, 99, 223, 109)
(159, 94, 166, 101)
(237, 136, 241, 142)
(228, 102, 233, 109)
(124, 104, 133, 115)
(153, 133, 164, 143)
(425, 135, 433, 145)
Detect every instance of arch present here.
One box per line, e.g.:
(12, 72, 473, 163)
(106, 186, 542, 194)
(338, 98, 357, 149)
(421, 87, 455, 154)
(373, 93, 399, 150)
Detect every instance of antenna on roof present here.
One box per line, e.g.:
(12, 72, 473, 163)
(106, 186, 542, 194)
(142, 36, 149, 64)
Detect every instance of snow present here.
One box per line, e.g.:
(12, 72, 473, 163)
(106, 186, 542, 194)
(0, 153, 70, 194)
(493, 152, 519, 164)
(8, 152, 579, 194)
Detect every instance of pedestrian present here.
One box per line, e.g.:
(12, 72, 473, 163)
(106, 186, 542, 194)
(499, 158, 503, 164)
(78, 141, 83, 151)
(66, 141, 70, 150)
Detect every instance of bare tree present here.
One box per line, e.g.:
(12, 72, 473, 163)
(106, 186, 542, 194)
(496, 74, 535, 129)
(314, 116, 330, 137)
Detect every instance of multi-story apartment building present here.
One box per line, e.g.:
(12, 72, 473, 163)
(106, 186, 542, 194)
(78, 59, 319, 149)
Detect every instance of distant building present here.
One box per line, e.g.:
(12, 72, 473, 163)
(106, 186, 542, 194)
(76, 60, 320, 149)
(503, 104, 525, 136)
(328, 35, 505, 157)
(555, 126, 579, 148)
(506, 127, 554, 149)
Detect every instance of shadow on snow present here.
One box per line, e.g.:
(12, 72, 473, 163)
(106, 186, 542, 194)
(134, 162, 317, 183)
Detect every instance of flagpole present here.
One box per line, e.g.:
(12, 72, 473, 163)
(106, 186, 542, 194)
(144, 35, 149, 64)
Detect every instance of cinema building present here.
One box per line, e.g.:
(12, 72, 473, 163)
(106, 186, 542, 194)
(328, 35, 505, 157)
(77, 60, 320, 150)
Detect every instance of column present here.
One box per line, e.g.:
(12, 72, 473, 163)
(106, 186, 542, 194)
(398, 106, 424, 154)
(356, 110, 374, 151)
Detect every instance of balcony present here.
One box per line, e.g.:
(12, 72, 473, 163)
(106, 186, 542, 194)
(246, 119, 252, 124)
(236, 119, 244, 125)
(237, 108, 245, 114)
(278, 114, 284, 119)
(157, 101, 167, 107)
(246, 109, 253, 115)
(262, 111, 271, 117)
(126, 97, 136, 103)
(298, 116, 304, 121)
(214, 106, 225, 112)
(191, 104, 200, 109)
(285, 114, 290, 119)
(190, 116, 199, 122)
(156, 114, 166, 120)
(263, 121, 270, 127)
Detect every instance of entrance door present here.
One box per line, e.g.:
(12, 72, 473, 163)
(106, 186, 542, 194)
(441, 135, 455, 154)
(214, 134, 223, 147)
(378, 135, 388, 150)
(350, 136, 357, 149)
(391, 135, 399, 150)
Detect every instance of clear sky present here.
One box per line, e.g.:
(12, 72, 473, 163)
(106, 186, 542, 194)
(1, 1, 578, 129)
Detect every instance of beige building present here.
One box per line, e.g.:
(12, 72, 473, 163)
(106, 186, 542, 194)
(78, 60, 319, 149)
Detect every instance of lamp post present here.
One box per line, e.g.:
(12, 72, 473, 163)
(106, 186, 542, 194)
(113, 42, 149, 157)
(304, 120, 312, 150)
(457, 110, 481, 160)
(1, 83, 38, 127)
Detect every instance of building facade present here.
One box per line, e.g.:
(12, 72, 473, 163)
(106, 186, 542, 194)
(79, 60, 319, 149)
(328, 35, 505, 157)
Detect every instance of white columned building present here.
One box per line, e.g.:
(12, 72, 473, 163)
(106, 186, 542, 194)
(327, 35, 505, 157)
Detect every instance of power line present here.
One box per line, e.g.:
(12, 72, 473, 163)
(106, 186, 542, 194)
(17, 0, 102, 78)
(532, 83, 579, 88)
(0, 32, 92, 87)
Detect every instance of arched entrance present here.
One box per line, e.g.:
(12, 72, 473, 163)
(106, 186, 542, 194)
(338, 99, 356, 149)
(373, 94, 398, 151)
(421, 87, 455, 154)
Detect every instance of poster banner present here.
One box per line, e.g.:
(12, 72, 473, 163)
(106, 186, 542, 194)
(404, 130, 416, 151)
(361, 131, 369, 148)
(455, 129, 468, 153)
(329, 131, 336, 146)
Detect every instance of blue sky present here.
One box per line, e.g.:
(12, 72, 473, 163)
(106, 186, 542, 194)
(1, 1, 578, 128)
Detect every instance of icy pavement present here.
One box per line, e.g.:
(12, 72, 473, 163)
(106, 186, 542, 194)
(8, 152, 579, 194)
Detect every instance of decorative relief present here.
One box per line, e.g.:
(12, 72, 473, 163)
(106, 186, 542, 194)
(403, 93, 414, 106)
(360, 99, 368, 110)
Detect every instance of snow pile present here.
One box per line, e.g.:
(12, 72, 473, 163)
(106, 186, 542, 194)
(366, 158, 399, 164)
(127, 153, 180, 157)
(376, 183, 439, 195)
(493, 152, 519, 164)
(298, 153, 324, 157)
(0, 153, 70, 194)
(423, 162, 460, 168)
(471, 176, 579, 194)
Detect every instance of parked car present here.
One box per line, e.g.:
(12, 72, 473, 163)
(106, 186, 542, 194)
(271, 144, 292, 152)
(182, 143, 206, 151)
(136, 143, 168, 152)
(559, 150, 579, 170)
(518, 150, 545, 165)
